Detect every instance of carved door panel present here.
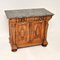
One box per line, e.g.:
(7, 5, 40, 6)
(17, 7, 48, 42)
(16, 22, 29, 46)
(30, 21, 42, 43)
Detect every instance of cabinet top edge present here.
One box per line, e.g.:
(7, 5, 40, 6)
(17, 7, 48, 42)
(5, 8, 54, 19)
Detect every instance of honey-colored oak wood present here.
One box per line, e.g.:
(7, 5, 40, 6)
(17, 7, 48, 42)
(9, 16, 52, 52)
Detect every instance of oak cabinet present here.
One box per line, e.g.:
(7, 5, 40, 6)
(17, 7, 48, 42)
(5, 8, 54, 52)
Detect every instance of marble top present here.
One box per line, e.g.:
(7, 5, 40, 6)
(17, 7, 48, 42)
(5, 8, 54, 19)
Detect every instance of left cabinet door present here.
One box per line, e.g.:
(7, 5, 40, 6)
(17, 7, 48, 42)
(15, 22, 29, 47)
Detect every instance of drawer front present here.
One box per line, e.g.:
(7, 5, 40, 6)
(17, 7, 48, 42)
(15, 16, 46, 23)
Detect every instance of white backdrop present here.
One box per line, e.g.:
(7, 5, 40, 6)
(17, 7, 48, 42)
(0, 0, 60, 60)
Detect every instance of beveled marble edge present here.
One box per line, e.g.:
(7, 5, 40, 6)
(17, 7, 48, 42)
(5, 8, 54, 19)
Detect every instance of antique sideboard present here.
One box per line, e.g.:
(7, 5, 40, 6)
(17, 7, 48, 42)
(5, 8, 54, 52)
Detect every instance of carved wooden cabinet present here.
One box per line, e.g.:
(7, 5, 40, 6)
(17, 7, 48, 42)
(5, 8, 54, 52)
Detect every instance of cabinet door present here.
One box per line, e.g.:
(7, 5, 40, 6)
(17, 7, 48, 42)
(30, 21, 42, 43)
(16, 22, 29, 46)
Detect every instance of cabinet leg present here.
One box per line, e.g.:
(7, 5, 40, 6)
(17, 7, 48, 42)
(42, 40, 48, 46)
(11, 45, 17, 52)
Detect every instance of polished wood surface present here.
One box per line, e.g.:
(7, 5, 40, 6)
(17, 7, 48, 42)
(9, 16, 52, 52)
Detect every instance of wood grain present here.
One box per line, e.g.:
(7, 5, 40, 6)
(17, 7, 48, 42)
(9, 16, 52, 52)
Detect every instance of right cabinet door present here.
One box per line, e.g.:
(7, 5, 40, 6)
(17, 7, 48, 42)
(30, 21, 42, 43)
